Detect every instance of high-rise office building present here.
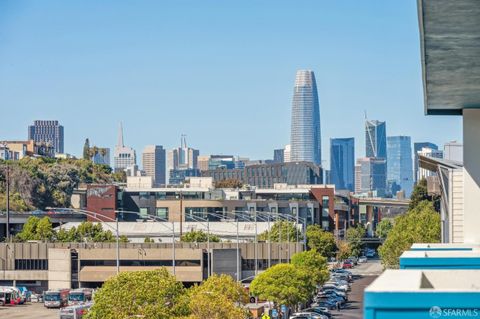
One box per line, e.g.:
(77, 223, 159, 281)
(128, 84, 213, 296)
(330, 138, 355, 191)
(444, 141, 463, 163)
(387, 136, 414, 197)
(142, 145, 166, 186)
(290, 70, 321, 165)
(356, 157, 387, 197)
(197, 155, 211, 171)
(167, 135, 199, 171)
(28, 120, 64, 153)
(413, 142, 438, 183)
(365, 120, 387, 159)
(113, 123, 136, 172)
(167, 135, 199, 184)
(283, 144, 291, 163)
(273, 149, 284, 163)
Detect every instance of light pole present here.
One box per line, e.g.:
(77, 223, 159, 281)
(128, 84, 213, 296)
(116, 210, 177, 277)
(49, 208, 121, 274)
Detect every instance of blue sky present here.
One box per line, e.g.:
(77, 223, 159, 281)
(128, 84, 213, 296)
(0, 1, 462, 168)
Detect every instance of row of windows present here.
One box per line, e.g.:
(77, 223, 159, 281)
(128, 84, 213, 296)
(15, 259, 48, 270)
(80, 259, 201, 267)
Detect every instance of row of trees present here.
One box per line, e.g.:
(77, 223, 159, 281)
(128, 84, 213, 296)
(250, 249, 329, 310)
(85, 270, 251, 319)
(86, 249, 330, 318)
(0, 157, 124, 212)
(14, 217, 129, 243)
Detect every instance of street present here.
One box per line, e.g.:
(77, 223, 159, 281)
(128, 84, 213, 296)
(0, 302, 59, 319)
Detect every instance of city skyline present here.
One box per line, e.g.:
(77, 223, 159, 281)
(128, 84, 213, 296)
(0, 1, 462, 168)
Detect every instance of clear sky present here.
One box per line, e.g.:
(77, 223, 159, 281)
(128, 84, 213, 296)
(0, 0, 462, 168)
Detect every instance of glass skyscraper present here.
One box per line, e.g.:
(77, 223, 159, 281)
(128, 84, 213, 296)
(365, 120, 387, 158)
(290, 70, 321, 165)
(387, 136, 414, 197)
(330, 138, 355, 191)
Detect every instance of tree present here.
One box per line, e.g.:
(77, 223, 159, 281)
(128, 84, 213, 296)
(336, 240, 351, 261)
(375, 219, 393, 239)
(410, 178, 440, 211)
(144, 236, 154, 243)
(119, 235, 129, 243)
(305, 225, 337, 257)
(214, 179, 243, 189)
(258, 221, 302, 242)
(346, 224, 365, 257)
(250, 264, 313, 309)
(35, 216, 54, 241)
(188, 274, 250, 319)
(290, 250, 330, 286)
(180, 230, 220, 243)
(83, 138, 90, 160)
(16, 216, 40, 241)
(378, 200, 441, 268)
(85, 269, 189, 319)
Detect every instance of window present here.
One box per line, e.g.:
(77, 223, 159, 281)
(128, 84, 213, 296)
(156, 208, 168, 220)
(15, 259, 48, 270)
(139, 208, 148, 217)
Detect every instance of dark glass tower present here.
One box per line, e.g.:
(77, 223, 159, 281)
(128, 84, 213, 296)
(330, 138, 355, 191)
(365, 120, 386, 158)
(290, 70, 321, 165)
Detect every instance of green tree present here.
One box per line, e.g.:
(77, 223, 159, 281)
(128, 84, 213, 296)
(336, 240, 351, 260)
(144, 236, 154, 243)
(35, 216, 54, 241)
(180, 230, 220, 243)
(305, 225, 337, 257)
(375, 219, 393, 239)
(85, 269, 189, 319)
(346, 224, 365, 257)
(258, 221, 301, 242)
(83, 138, 90, 160)
(55, 227, 78, 242)
(188, 274, 250, 319)
(410, 178, 441, 211)
(378, 200, 441, 268)
(118, 235, 129, 243)
(16, 216, 40, 241)
(290, 250, 330, 286)
(250, 263, 313, 309)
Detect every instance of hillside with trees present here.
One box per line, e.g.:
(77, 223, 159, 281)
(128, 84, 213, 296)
(0, 157, 124, 212)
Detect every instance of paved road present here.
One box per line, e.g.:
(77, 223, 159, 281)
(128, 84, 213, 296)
(0, 302, 58, 319)
(349, 258, 383, 276)
(329, 275, 377, 319)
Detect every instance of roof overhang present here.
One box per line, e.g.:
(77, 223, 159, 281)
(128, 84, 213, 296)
(418, 154, 463, 172)
(418, 0, 480, 115)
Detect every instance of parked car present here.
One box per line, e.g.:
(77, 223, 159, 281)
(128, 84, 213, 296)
(342, 260, 353, 269)
(304, 307, 332, 318)
(311, 300, 337, 310)
(59, 302, 92, 319)
(358, 256, 368, 263)
(348, 256, 358, 265)
(291, 312, 327, 319)
(30, 293, 43, 303)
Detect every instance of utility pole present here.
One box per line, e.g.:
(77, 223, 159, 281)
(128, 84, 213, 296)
(6, 162, 10, 241)
(179, 191, 183, 237)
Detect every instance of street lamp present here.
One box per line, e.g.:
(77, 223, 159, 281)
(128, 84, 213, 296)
(48, 207, 121, 274)
(114, 209, 178, 276)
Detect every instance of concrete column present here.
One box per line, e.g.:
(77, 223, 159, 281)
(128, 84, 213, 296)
(463, 109, 480, 243)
